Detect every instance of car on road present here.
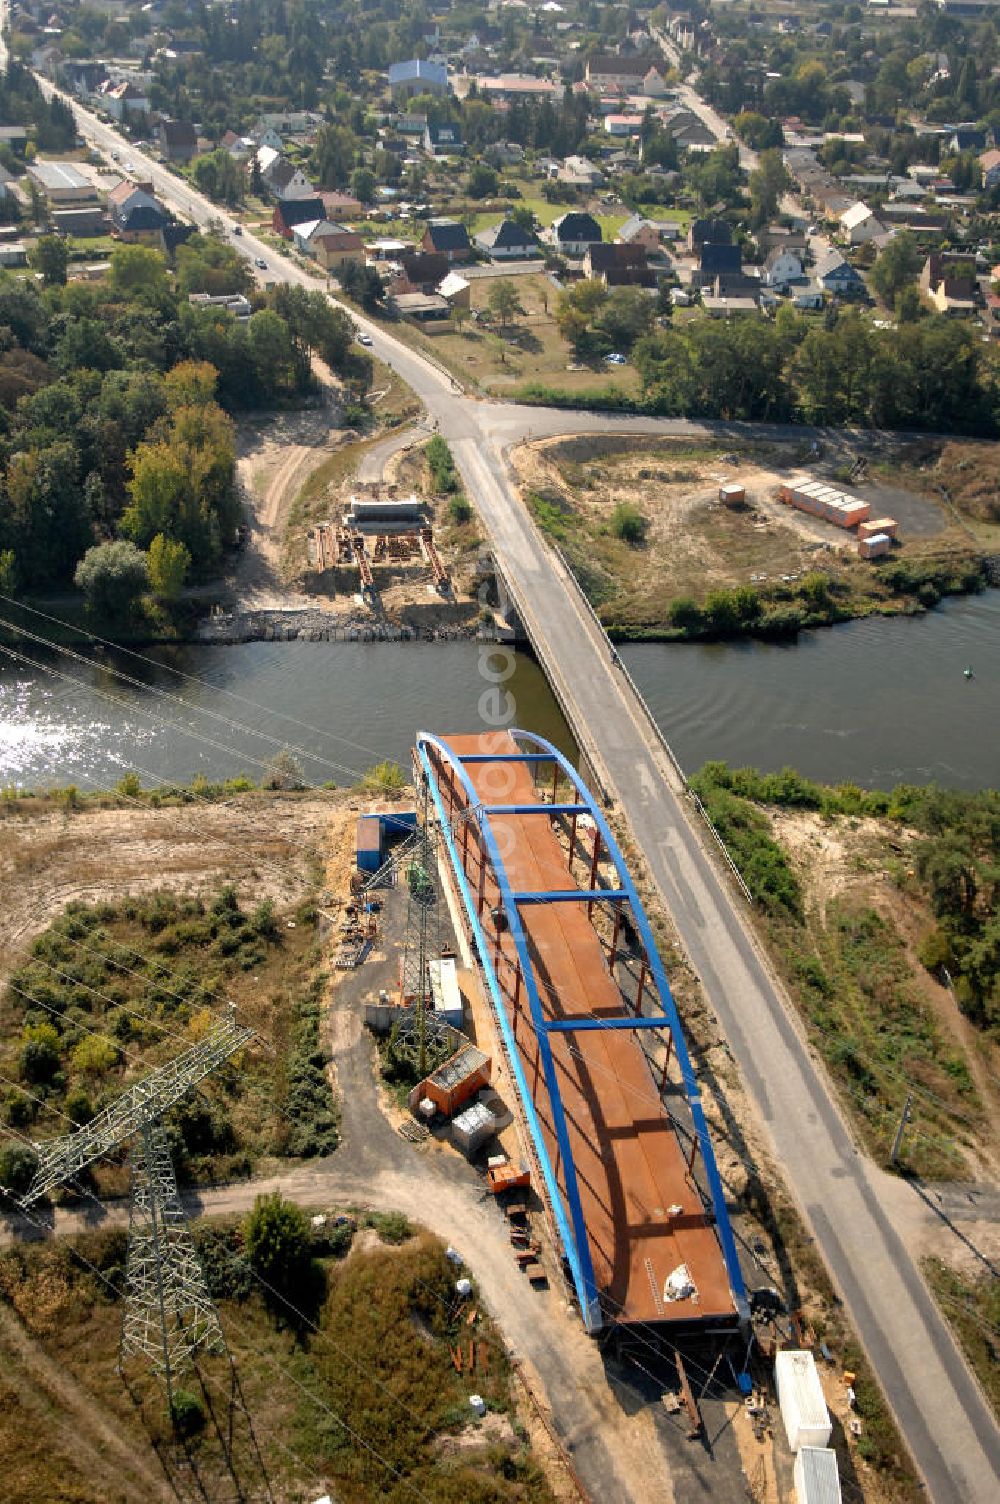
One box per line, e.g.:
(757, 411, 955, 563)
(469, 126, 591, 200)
(123, 161, 135, 174)
(254, 257, 268, 269)
(357, 332, 373, 346)
(231, 224, 242, 235)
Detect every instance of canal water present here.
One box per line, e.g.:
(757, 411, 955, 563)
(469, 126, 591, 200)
(0, 593, 997, 792)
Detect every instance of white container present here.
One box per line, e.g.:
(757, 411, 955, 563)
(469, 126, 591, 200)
(775, 1350, 832, 1452)
(794, 1446, 842, 1504)
(451, 1100, 496, 1156)
(455, 1277, 473, 1298)
(469, 1394, 486, 1417)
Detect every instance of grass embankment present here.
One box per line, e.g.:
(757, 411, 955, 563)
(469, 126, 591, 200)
(921, 1257, 1000, 1421)
(527, 437, 984, 639)
(688, 765, 999, 1180)
(886, 438, 1000, 550)
(0, 1213, 554, 1504)
(1, 884, 337, 1193)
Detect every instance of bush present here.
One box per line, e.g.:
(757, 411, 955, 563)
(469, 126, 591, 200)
(366, 1210, 413, 1245)
(170, 1389, 205, 1437)
(448, 495, 472, 524)
(426, 435, 458, 494)
(244, 1192, 316, 1314)
(0, 1143, 38, 1196)
(610, 502, 647, 546)
(360, 760, 406, 795)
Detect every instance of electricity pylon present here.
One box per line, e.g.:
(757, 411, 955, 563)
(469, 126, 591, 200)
(401, 808, 441, 1077)
(18, 1011, 252, 1408)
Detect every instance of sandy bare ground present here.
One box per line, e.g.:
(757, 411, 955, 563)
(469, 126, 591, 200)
(232, 406, 342, 609)
(0, 795, 335, 979)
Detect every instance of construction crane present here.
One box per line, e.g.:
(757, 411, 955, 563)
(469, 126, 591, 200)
(17, 1010, 253, 1410)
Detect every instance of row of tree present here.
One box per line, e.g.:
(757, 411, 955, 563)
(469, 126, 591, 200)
(632, 306, 997, 433)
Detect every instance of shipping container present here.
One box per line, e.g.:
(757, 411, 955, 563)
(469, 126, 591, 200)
(452, 1100, 496, 1156)
(775, 1350, 832, 1452)
(356, 814, 383, 873)
(719, 482, 745, 505)
(858, 516, 897, 540)
(859, 532, 891, 559)
(794, 1446, 842, 1504)
(428, 956, 464, 1029)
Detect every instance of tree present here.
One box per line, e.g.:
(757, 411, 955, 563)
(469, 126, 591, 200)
(247, 308, 296, 395)
(29, 233, 68, 286)
(351, 166, 375, 204)
(110, 244, 168, 300)
(748, 149, 790, 228)
(338, 259, 384, 310)
(244, 1192, 314, 1311)
(597, 286, 656, 353)
(467, 162, 499, 199)
(262, 748, 304, 790)
(869, 231, 920, 310)
(610, 501, 647, 545)
(0, 548, 16, 596)
(164, 359, 218, 410)
(487, 278, 524, 328)
(147, 533, 190, 600)
(311, 123, 357, 188)
(74, 540, 149, 622)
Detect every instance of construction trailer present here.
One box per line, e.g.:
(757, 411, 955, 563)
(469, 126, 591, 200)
(775, 1350, 832, 1452)
(415, 728, 749, 1341)
(858, 516, 898, 541)
(858, 532, 892, 559)
(719, 481, 745, 505)
(779, 476, 870, 530)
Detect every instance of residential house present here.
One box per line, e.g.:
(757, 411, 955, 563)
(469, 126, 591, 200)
(475, 218, 539, 260)
(393, 291, 451, 323)
(293, 220, 365, 271)
(254, 127, 285, 153)
(264, 157, 314, 201)
(388, 59, 450, 99)
(948, 126, 987, 154)
(792, 285, 825, 310)
(390, 253, 451, 294)
(421, 218, 471, 261)
(839, 202, 885, 245)
(437, 270, 471, 309)
(320, 190, 364, 219)
(702, 295, 759, 318)
(695, 241, 741, 287)
(687, 217, 732, 253)
(545, 212, 603, 257)
(762, 246, 804, 288)
(605, 114, 644, 138)
(157, 121, 198, 164)
(585, 54, 668, 96)
(222, 130, 255, 161)
(256, 112, 322, 137)
(979, 148, 1000, 190)
(617, 214, 661, 252)
(423, 122, 464, 156)
(101, 79, 149, 121)
(273, 196, 326, 239)
(814, 250, 867, 297)
(920, 251, 978, 315)
(558, 154, 604, 188)
(584, 242, 657, 288)
(483, 140, 524, 168)
(466, 75, 563, 104)
(107, 180, 167, 241)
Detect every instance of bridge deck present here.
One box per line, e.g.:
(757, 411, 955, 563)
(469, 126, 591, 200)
(432, 732, 735, 1330)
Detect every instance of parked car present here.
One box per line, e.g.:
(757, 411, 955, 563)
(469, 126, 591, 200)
(254, 257, 268, 269)
(232, 224, 243, 236)
(357, 332, 373, 346)
(605, 352, 626, 365)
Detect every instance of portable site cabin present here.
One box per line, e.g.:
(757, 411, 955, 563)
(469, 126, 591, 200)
(413, 1042, 491, 1117)
(775, 1350, 832, 1452)
(794, 1446, 842, 1504)
(858, 517, 898, 541)
(859, 532, 892, 559)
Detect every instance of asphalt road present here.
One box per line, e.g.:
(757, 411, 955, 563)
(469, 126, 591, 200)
(37, 84, 1000, 1504)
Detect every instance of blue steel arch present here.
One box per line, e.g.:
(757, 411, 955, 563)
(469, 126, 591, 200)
(415, 728, 748, 1333)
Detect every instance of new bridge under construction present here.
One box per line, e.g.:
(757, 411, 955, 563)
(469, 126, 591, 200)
(416, 728, 747, 1340)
